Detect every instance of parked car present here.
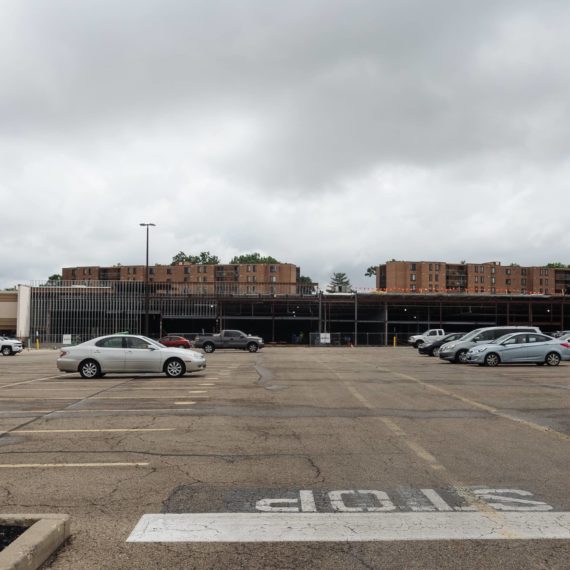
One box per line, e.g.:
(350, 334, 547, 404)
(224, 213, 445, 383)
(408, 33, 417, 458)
(408, 329, 445, 348)
(439, 326, 542, 363)
(193, 330, 264, 353)
(57, 334, 206, 378)
(552, 330, 570, 338)
(158, 335, 192, 349)
(465, 332, 570, 366)
(419, 332, 467, 356)
(0, 336, 23, 356)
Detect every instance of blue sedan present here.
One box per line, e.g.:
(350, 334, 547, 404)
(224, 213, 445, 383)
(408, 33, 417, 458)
(465, 332, 570, 367)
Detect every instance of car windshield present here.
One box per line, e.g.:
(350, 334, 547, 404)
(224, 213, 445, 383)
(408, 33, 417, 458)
(458, 328, 483, 342)
(494, 334, 517, 344)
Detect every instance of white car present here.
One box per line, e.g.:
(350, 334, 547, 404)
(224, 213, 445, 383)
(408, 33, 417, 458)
(0, 336, 23, 356)
(57, 334, 206, 378)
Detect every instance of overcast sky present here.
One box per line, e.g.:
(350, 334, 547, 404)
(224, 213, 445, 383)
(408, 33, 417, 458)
(2, 0, 570, 290)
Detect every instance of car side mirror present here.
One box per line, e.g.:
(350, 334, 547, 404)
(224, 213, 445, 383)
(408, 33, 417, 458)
(147, 345, 156, 351)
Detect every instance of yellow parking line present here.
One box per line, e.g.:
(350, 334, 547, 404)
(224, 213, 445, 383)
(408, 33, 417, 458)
(0, 462, 149, 468)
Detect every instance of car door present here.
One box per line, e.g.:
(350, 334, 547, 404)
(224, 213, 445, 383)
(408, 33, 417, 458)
(524, 334, 554, 362)
(222, 330, 242, 348)
(125, 336, 163, 373)
(497, 334, 527, 363)
(93, 336, 126, 372)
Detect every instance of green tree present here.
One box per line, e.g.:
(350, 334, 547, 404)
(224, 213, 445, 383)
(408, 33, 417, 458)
(230, 252, 280, 264)
(365, 266, 377, 277)
(192, 251, 220, 265)
(546, 262, 566, 268)
(48, 274, 62, 282)
(297, 275, 313, 284)
(171, 251, 220, 265)
(326, 272, 352, 293)
(171, 251, 189, 265)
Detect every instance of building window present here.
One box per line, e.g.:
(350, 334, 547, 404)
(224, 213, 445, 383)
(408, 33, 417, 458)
(506, 268, 511, 275)
(475, 276, 479, 284)
(491, 287, 495, 294)
(184, 277, 189, 282)
(506, 279, 511, 286)
(522, 278, 527, 286)
(435, 264, 440, 271)
(491, 267, 496, 274)
(429, 274, 433, 282)
(474, 266, 479, 273)
(247, 265, 252, 272)
(435, 274, 439, 282)
(410, 284, 416, 291)
(475, 286, 479, 292)
(539, 279, 543, 286)
(270, 265, 277, 273)
(521, 268, 527, 276)
(411, 274, 416, 281)
(411, 263, 416, 271)
(149, 268, 155, 275)
(270, 276, 276, 283)
(491, 277, 496, 284)
(545, 279, 549, 285)
(167, 268, 172, 275)
(480, 276, 484, 284)
(184, 267, 189, 274)
(429, 264, 433, 271)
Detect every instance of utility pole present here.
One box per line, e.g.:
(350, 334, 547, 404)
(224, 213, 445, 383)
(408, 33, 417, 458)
(140, 223, 156, 336)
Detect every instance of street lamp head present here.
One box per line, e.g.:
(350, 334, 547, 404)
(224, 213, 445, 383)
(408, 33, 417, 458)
(140, 223, 156, 227)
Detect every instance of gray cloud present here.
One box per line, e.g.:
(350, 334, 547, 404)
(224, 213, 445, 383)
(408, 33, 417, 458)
(1, 0, 570, 290)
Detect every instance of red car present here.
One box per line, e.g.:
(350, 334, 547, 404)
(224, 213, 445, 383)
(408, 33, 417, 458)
(158, 335, 192, 349)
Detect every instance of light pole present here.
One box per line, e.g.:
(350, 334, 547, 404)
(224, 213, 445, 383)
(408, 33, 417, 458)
(140, 223, 156, 336)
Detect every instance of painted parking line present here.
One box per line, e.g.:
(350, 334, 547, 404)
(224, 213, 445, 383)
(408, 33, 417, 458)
(175, 402, 196, 405)
(0, 462, 149, 469)
(128, 512, 570, 542)
(11, 429, 175, 434)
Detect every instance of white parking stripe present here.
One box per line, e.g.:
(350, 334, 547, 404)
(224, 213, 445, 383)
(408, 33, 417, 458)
(128, 512, 570, 542)
(11, 429, 175, 434)
(0, 462, 149, 468)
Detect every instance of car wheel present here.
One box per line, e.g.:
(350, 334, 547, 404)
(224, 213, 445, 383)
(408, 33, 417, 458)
(79, 359, 101, 379)
(455, 349, 468, 364)
(484, 352, 500, 367)
(545, 352, 561, 367)
(203, 342, 215, 353)
(247, 342, 259, 353)
(413, 340, 423, 349)
(165, 358, 186, 378)
(1, 346, 12, 356)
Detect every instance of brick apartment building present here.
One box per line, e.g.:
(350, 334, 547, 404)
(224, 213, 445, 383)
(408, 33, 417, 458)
(62, 263, 302, 295)
(376, 261, 570, 295)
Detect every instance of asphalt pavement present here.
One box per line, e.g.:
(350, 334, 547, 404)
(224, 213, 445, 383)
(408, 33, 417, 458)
(0, 347, 569, 569)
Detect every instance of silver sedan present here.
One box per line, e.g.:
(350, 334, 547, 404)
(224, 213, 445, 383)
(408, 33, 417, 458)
(57, 334, 206, 378)
(465, 332, 570, 366)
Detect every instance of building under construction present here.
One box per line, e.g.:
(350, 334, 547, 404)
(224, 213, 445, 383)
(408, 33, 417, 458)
(16, 281, 570, 346)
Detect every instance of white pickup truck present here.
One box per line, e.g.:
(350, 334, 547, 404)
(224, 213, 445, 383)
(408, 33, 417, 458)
(0, 336, 23, 356)
(408, 329, 445, 348)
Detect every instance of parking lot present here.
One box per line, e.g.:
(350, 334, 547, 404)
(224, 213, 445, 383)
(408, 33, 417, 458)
(1, 347, 570, 569)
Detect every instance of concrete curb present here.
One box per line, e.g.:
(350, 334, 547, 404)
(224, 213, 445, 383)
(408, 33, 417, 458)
(0, 514, 70, 570)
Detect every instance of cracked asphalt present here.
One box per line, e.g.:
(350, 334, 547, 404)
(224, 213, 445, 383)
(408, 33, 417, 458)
(1, 347, 570, 568)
